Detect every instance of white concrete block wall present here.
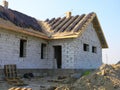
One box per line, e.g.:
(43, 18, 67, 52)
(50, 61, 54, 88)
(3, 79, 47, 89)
(49, 23, 102, 69)
(73, 23, 102, 69)
(0, 22, 102, 69)
(0, 29, 53, 69)
(49, 39, 75, 69)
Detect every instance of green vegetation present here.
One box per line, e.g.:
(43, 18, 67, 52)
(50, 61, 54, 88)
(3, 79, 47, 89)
(82, 71, 91, 76)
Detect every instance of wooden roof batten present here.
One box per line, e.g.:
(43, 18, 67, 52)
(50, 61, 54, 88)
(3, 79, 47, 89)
(54, 17, 71, 33)
(72, 12, 108, 48)
(73, 12, 94, 32)
(59, 16, 79, 32)
(66, 15, 85, 32)
(0, 6, 108, 49)
(49, 12, 108, 48)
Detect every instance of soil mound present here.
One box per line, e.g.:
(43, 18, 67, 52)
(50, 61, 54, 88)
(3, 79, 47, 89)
(70, 63, 120, 90)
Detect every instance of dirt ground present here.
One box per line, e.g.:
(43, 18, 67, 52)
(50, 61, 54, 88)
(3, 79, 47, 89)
(0, 75, 75, 90)
(0, 62, 120, 90)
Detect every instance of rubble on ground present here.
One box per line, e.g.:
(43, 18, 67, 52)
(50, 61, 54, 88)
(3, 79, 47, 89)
(1, 63, 120, 90)
(69, 63, 120, 90)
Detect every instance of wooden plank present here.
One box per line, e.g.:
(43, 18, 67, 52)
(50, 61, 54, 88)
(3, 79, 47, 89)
(9, 87, 32, 90)
(74, 14, 92, 32)
(54, 17, 71, 33)
(51, 17, 66, 30)
(59, 16, 78, 32)
(66, 14, 85, 32)
(4, 64, 25, 86)
(50, 17, 61, 26)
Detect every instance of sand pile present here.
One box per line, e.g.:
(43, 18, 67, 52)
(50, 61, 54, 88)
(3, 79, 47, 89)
(70, 63, 120, 90)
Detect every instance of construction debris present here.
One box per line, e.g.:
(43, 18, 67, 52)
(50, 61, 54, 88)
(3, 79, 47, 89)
(70, 63, 120, 90)
(55, 86, 69, 90)
(4, 64, 25, 86)
(1, 63, 120, 90)
(8, 87, 32, 90)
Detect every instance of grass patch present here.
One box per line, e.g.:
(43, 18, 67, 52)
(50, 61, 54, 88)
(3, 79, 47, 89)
(82, 71, 91, 76)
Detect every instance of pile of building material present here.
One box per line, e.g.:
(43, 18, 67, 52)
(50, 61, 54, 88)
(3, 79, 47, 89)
(55, 86, 69, 90)
(8, 87, 32, 90)
(69, 63, 120, 90)
(4, 62, 120, 90)
(54, 63, 120, 90)
(4, 64, 25, 86)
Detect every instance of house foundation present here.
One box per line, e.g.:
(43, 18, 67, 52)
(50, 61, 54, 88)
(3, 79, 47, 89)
(0, 69, 95, 79)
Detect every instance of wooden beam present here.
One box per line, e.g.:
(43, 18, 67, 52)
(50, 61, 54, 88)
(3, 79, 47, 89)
(0, 25, 49, 40)
(51, 34, 77, 39)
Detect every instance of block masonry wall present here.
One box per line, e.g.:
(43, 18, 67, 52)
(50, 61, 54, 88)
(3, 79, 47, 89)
(73, 23, 102, 69)
(0, 22, 102, 70)
(0, 29, 53, 69)
(49, 23, 102, 69)
(48, 38, 75, 69)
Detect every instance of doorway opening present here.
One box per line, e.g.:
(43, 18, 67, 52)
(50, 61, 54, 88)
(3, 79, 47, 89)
(54, 46, 62, 69)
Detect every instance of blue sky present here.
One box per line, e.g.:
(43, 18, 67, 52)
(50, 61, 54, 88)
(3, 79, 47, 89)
(2, 0, 120, 64)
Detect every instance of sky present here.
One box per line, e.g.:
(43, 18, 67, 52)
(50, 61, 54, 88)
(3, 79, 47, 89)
(1, 0, 120, 64)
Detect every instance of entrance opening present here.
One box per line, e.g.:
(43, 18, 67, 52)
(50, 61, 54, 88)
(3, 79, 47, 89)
(54, 46, 62, 69)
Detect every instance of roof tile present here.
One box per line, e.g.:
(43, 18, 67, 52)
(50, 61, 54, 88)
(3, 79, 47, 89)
(0, 5, 42, 32)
